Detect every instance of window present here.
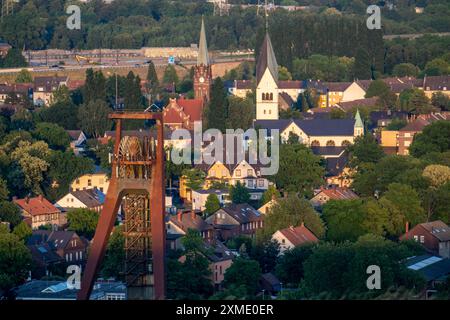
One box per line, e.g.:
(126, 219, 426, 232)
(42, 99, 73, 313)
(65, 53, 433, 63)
(326, 140, 336, 147)
(311, 140, 320, 147)
(420, 236, 425, 244)
(258, 179, 265, 188)
(247, 169, 252, 176)
(282, 239, 285, 244)
(341, 140, 351, 147)
(248, 180, 254, 188)
(269, 93, 273, 100)
(235, 169, 241, 177)
(88, 179, 92, 186)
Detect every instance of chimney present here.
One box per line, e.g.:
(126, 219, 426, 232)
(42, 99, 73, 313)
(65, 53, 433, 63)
(25, 196, 30, 204)
(405, 221, 409, 233)
(177, 210, 183, 222)
(38, 195, 43, 202)
(301, 222, 305, 227)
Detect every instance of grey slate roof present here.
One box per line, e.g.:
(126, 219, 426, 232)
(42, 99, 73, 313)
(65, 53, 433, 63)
(256, 33, 278, 85)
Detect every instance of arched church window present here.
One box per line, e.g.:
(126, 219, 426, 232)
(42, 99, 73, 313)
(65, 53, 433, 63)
(269, 93, 273, 100)
(326, 140, 336, 147)
(311, 140, 320, 147)
(341, 140, 351, 147)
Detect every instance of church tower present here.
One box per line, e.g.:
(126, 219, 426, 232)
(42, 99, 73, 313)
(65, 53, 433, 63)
(354, 109, 364, 136)
(256, 32, 279, 120)
(193, 17, 212, 102)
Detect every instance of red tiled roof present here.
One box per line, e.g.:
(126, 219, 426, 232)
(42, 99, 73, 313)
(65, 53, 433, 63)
(14, 196, 61, 216)
(419, 220, 450, 242)
(177, 98, 204, 122)
(318, 187, 359, 200)
(279, 224, 319, 246)
(400, 118, 430, 132)
(67, 80, 85, 91)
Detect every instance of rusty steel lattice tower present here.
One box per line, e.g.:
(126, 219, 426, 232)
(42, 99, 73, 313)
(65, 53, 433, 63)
(77, 111, 165, 300)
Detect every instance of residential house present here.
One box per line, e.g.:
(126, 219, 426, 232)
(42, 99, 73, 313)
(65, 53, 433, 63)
(66, 130, 87, 155)
(13, 195, 63, 229)
(318, 81, 367, 108)
(71, 173, 110, 194)
(205, 203, 264, 241)
(254, 109, 364, 146)
(398, 118, 430, 155)
(228, 80, 253, 98)
(334, 97, 379, 112)
(310, 186, 359, 208)
(191, 189, 229, 211)
(205, 241, 234, 287)
(369, 110, 409, 131)
(259, 273, 282, 296)
(0, 83, 32, 103)
(405, 255, 450, 298)
(166, 210, 215, 245)
(272, 223, 319, 254)
(27, 230, 88, 265)
(0, 42, 11, 58)
(27, 242, 65, 279)
(258, 196, 277, 215)
(380, 130, 399, 155)
(311, 146, 352, 187)
(15, 280, 126, 300)
(33, 76, 69, 106)
(56, 188, 105, 213)
(163, 97, 204, 130)
(401, 220, 450, 258)
(422, 75, 450, 98)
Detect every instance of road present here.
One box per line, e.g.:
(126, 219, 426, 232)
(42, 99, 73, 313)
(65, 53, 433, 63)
(0, 56, 254, 75)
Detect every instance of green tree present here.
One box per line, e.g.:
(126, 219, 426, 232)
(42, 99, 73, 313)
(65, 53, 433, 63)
(223, 257, 261, 296)
(431, 92, 450, 111)
(205, 77, 227, 132)
(162, 64, 179, 86)
(260, 185, 280, 206)
(0, 232, 31, 296)
(259, 194, 325, 241)
(275, 244, 315, 287)
(392, 63, 419, 77)
(278, 66, 292, 80)
(0, 201, 22, 228)
(12, 221, 32, 241)
(322, 199, 370, 242)
(0, 178, 9, 201)
(249, 239, 280, 273)
(226, 96, 255, 130)
(365, 80, 397, 110)
(36, 101, 80, 130)
(1, 48, 27, 68)
(167, 230, 214, 299)
(410, 121, 450, 158)
(204, 193, 220, 217)
(146, 60, 159, 89)
(348, 134, 384, 168)
(32, 123, 70, 150)
(229, 181, 250, 204)
(78, 99, 112, 138)
(67, 208, 99, 239)
(50, 85, 71, 105)
(15, 69, 33, 83)
(271, 143, 324, 197)
(182, 168, 206, 191)
(101, 226, 125, 279)
(424, 58, 449, 76)
(354, 48, 372, 80)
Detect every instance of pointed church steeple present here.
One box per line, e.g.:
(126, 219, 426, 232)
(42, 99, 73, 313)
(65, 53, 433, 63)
(354, 109, 364, 136)
(256, 32, 278, 85)
(197, 17, 209, 66)
(194, 16, 212, 102)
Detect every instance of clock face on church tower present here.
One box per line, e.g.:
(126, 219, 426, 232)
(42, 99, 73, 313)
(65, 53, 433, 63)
(199, 76, 205, 83)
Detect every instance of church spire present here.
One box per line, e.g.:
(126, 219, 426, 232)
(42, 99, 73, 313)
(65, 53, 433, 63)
(197, 16, 209, 66)
(256, 32, 278, 85)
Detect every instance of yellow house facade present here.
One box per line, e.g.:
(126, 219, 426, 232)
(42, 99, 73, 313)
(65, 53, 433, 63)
(71, 173, 110, 194)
